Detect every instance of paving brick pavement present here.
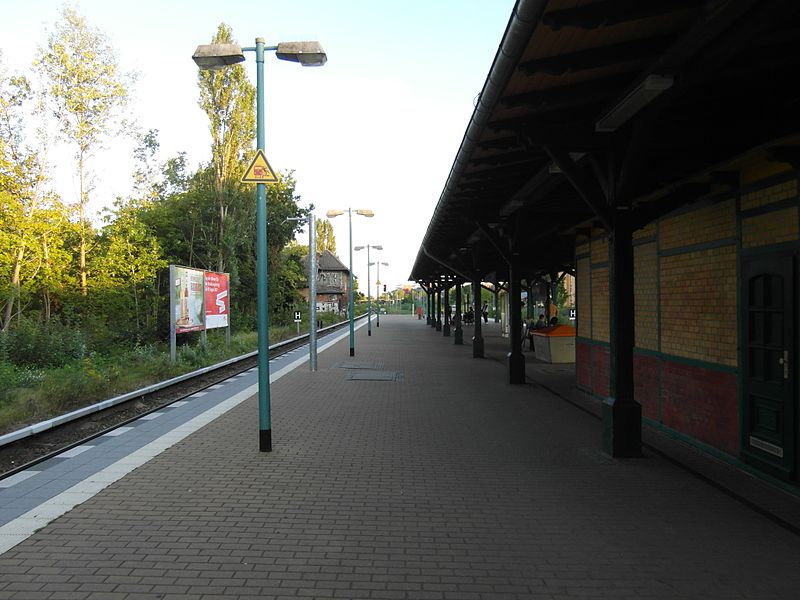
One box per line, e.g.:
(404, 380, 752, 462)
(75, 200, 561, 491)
(1, 315, 800, 600)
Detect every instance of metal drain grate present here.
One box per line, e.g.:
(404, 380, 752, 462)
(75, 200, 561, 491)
(346, 370, 404, 382)
(334, 361, 384, 370)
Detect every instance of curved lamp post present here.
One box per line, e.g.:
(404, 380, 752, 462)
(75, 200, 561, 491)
(355, 245, 381, 336)
(326, 209, 373, 355)
(193, 38, 325, 453)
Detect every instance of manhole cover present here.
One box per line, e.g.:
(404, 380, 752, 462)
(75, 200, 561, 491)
(346, 370, 404, 382)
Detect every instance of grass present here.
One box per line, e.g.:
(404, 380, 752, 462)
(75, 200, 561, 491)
(0, 313, 346, 436)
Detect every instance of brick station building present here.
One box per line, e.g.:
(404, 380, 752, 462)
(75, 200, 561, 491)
(411, 0, 800, 484)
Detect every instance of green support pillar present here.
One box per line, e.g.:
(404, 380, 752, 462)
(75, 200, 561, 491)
(443, 285, 450, 337)
(435, 285, 442, 331)
(507, 262, 525, 384)
(454, 283, 463, 345)
(603, 208, 641, 457)
(472, 275, 484, 358)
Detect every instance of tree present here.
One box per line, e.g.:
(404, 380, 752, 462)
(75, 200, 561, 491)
(92, 198, 166, 344)
(197, 23, 256, 274)
(0, 56, 67, 331)
(315, 218, 337, 256)
(35, 5, 132, 296)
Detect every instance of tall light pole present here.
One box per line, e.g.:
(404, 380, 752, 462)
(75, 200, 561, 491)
(355, 244, 382, 336)
(326, 209, 373, 355)
(375, 261, 388, 326)
(193, 37, 326, 452)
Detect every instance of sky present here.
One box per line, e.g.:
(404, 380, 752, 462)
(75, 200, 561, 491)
(2, 0, 517, 296)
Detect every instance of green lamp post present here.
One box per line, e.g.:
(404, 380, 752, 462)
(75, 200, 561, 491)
(326, 208, 374, 355)
(193, 37, 326, 452)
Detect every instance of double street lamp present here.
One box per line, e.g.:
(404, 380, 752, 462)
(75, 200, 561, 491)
(355, 244, 382, 336)
(193, 37, 326, 452)
(326, 208, 374, 355)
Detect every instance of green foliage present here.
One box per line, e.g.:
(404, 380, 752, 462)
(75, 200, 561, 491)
(315, 219, 337, 256)
(0, 317, 86, 368)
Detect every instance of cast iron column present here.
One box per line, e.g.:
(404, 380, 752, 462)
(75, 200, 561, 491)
(435, 285, 442, 331)
(427, 289, 433, 325)
(508, 262, 525, 383)
(494, 288, 500, 323)
(442, 285, 450, 336)
(472, 275, 484, 358)
(454, 283, 463, 345)
(603, 208, 641, 457)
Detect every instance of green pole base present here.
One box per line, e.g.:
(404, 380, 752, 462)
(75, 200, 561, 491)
(454, 328, 463, 345)
(602, 397, 642, 457)
(443, 323, 450, 337)
(507, 351, 525, 384)
(259, 429, 272, 452)
(435, 319, 442, 332)
(472, 336, 484, 358)
(350, 348, 355, 357)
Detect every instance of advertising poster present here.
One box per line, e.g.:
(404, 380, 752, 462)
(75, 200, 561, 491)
(174, 266, 205, 333)
(204, 271, 230, 329)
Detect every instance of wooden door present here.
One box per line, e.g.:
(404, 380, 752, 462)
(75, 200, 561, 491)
(741, 254, 796, 479)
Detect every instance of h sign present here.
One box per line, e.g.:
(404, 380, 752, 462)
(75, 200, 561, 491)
(294, 311, 302, 323)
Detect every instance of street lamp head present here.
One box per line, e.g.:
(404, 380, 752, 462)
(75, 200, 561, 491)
(354, 245, 365, 251)
(276, 41, 327, 67)
(373, 245, 383, 250)
(192, 43, 246, 70)
(326, 210, 344, 218)
(355, 209, 374, 217)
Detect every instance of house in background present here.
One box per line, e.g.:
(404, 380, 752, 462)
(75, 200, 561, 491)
(299, 250, 351, 314)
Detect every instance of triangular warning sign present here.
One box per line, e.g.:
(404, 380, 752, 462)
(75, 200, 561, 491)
(242, 150, 278, 183)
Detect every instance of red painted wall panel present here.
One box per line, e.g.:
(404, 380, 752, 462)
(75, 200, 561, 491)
(661, 361, 739, 455)
(576, 341, 592, 390)
(634, 353, 660, 420)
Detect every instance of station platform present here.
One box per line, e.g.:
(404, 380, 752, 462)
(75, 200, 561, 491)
(1, 315, 799, 599)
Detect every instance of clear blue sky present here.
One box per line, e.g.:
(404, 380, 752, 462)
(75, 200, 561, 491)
(2, 0, 516, 293)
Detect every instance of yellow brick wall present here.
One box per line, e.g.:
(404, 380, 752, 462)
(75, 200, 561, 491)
(742, 207, 799, 249)
(633, 222, 656, 240)
(576, 257, 591, 338)
(591, 267, 609, 342)
(591, 236, 609, 264)
(634, 242, 658, 351)
(741, 180, 797, 211)
(660, 199, 736, 251)
(576, 243, 590, 257)
(660, 245, 737, 367)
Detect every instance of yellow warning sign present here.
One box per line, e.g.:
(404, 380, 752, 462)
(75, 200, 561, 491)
(241, 150, 278, 183)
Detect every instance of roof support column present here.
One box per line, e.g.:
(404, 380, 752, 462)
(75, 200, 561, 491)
(427, 287, 433, 326)
(603, 207, 641, 457)
(454, 283, 463, 345)
(472, 275, 484, 358)
(507, 261, 525, 384)
(435, 285, 442, 332)
(494, 287, 500, 323)
(443, 284, 451, 337)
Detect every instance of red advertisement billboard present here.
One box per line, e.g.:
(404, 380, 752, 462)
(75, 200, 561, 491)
(204, 271, 230, 329)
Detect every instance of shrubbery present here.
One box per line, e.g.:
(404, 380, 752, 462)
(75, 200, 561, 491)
(0, 318, 86, 368)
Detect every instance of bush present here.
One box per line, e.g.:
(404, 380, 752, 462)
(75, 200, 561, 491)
(1, 318, 86, 368)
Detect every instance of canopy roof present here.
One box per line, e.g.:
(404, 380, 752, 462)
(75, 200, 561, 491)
(411, 0, 800, 284)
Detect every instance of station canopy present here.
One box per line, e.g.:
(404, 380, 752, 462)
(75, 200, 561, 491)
(411, 0, 800, 285)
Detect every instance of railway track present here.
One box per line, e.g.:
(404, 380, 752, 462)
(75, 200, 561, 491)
(0, 318, 358, 479)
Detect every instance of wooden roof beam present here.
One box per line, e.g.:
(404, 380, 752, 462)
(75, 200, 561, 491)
(542, 0, 700, 31)
(518, 35, 675, 76)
